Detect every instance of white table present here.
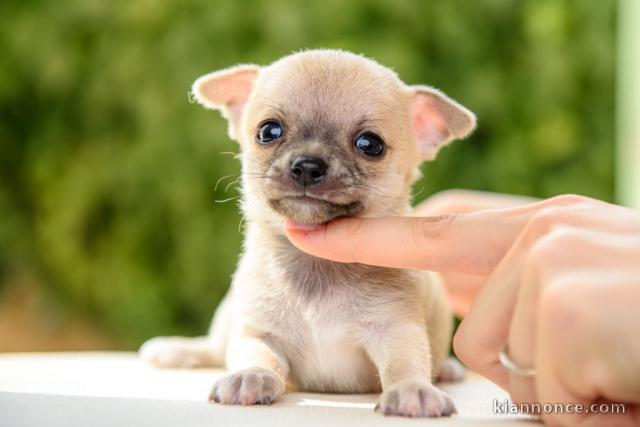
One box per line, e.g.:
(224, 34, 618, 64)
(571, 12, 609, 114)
(0, 352, 533, 426)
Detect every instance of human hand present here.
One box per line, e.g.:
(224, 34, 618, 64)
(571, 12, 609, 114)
(413, 189, 537, 315)
(285, 194, 640, 426)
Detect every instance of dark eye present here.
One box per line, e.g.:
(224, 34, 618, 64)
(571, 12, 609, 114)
(354, 132, 385, 157)
(257, 120, 283, 144)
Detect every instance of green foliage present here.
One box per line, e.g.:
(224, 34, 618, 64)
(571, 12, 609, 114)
(0, 0, 615, 347)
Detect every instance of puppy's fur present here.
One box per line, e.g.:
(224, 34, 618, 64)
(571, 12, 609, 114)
(140, 50, 476, 417)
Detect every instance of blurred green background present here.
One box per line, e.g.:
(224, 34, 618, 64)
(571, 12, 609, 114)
(0, 0, 616, 349)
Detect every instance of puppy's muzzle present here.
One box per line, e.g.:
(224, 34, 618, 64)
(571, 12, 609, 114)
(289, 156, 327, 187)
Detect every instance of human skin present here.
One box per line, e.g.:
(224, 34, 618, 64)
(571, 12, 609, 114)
(285, 191, 640, 427)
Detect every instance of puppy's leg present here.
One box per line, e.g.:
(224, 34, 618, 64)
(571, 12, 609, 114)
(140, 293, 233, 368)
(210, 330, 289, 405)
(140, 336, 223, 368)
(366, 323, 456, 418)
(419, 272, 464, 383)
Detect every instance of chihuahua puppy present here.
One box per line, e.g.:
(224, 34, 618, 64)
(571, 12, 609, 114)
(140, 49, 476, 418)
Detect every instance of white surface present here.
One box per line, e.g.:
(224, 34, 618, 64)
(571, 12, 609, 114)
(0, 352, 534, 426)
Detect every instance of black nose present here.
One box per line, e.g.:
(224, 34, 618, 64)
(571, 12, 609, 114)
(290, 156, 328, 186)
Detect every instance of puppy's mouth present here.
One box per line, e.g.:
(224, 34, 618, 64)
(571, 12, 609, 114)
(269, 195, 363, 225)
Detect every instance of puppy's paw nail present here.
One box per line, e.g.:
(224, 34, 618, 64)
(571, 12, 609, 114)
(259, 396, 273, 405)
(208, 385, 221, 403)
(377, 381, 456, 418)
(437, 358, 465, 383)
(210, 368, 284, 405)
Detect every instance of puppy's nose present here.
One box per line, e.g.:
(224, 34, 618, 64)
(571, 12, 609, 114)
(290, 156, 328, 186)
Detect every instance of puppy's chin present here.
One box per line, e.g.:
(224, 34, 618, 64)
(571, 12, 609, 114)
(269, 196, 363, 225)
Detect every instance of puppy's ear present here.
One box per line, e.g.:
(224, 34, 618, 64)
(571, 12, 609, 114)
(409, 86, 476, 161)
(192, 64, 260, 140)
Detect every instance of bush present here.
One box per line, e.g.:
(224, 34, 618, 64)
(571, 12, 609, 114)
(0, 0, 615, 347)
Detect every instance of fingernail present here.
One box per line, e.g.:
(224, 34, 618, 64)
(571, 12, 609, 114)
(286, 221, 321, 232)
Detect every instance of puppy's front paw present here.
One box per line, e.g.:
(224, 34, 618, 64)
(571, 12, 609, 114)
(209, 368, 284, 405)
(376, 381, 456, 418)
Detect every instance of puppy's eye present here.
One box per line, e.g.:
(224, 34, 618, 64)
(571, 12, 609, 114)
(354, 132, 385, 157)
(257, 120, 283, 144)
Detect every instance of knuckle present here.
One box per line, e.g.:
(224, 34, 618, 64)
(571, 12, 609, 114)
(526, 238, 553, 268)
(528, 207, 562, 237)
(452, 324, 477, 369)
(524, 203, 585, 249)
(528, 194, 595, 238)
(454, 322, 502, 383)
(545, 194, 590, 207)
(526, 226, 581, 267)
(412, 214, 454, 246)
(539, 279, 588, 329)
(410, 215, 456, 269)
(451, 329, 467, 362)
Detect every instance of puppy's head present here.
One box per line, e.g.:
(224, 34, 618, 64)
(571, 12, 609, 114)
(193, 50, 475, 225)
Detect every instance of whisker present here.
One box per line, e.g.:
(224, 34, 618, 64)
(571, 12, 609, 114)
(219, 151, 240, 159)
(224, 176, 241, 192)
(350, 182, 404, 201)
(243, 174, 276, 180)
(242, 157, 273, 169)
(214, 174, 239, 192)
(214, 195, 240, 204)
(412, 185, 425, 199)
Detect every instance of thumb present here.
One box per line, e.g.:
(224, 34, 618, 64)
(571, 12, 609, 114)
(285, 211, 519, 275)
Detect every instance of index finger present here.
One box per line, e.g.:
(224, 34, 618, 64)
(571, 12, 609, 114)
(285, 204, 535, 275)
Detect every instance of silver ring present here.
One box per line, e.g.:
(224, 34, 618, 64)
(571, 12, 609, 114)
(499, 345, 537, 378)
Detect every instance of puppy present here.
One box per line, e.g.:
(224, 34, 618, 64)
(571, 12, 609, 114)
(140, 49, 476, 417)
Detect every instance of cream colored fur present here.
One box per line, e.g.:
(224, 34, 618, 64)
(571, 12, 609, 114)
(140, 49, 475, 418)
